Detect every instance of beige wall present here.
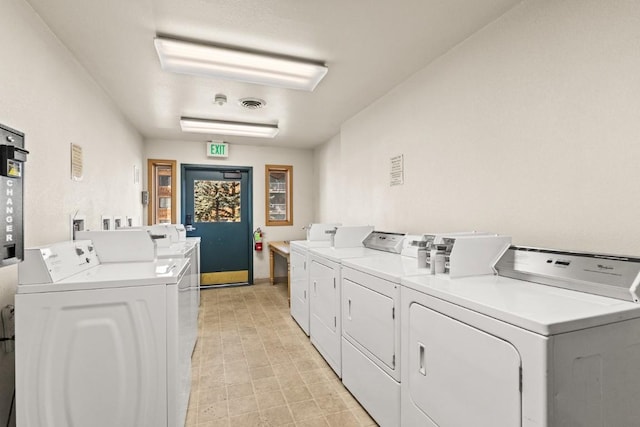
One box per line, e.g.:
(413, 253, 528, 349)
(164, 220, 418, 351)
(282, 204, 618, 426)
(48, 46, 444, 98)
(0, 0, 146, 423)
(144, 140, 314, 279)
(315, 0, 640, 256)
(312, 133, 342, 223)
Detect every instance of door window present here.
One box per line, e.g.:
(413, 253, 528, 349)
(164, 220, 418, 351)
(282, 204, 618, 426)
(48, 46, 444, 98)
(194, 180, 241, 223)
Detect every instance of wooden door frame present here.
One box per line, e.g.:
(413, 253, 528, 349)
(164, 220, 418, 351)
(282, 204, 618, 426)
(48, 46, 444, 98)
(181, 164, 254, 284)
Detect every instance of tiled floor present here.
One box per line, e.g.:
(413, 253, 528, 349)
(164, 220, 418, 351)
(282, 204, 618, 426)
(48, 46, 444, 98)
(186, 281, 378, 427)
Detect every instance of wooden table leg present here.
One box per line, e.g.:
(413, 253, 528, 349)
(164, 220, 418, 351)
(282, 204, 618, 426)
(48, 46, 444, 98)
(287, 256, 291, 306)
(269, 248, 275, 285)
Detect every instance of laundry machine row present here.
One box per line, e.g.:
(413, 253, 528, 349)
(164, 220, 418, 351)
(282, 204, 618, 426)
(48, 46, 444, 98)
(401, 246, 640, 427)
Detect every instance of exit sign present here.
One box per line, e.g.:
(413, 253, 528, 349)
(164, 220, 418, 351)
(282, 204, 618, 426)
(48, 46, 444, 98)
(207, 142, 229, 158)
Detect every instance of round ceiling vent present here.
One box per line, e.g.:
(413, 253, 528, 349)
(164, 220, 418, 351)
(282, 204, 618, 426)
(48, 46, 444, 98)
(239, 97, 266, 110)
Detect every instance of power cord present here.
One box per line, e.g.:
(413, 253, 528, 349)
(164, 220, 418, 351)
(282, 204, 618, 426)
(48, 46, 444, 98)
(5, 388, 13, 427)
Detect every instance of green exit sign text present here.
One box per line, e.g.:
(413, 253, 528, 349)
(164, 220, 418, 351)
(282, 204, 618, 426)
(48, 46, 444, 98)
(207, 142, 229, 158)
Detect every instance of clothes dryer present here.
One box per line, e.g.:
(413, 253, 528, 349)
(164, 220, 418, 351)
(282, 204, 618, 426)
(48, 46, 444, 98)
(289, 223, 341, 335)
(16, 240, 193, 427)
(401, 246, 640, 427)
(309, 230, 403, 377)
(341, 232, 509, 427)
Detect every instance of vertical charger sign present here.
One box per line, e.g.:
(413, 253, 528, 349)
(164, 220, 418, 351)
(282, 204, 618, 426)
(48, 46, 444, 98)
(0, 124, 28, 266)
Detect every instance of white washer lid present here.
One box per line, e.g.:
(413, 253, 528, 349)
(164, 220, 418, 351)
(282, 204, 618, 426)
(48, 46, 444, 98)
(401, 274, 640, 336)
(290, 240, 332, 251)
(156, 242, 195, 258)
(18, 258, 189, 294)
(344, 254, 430, 283)
(309, 246, 389, 263)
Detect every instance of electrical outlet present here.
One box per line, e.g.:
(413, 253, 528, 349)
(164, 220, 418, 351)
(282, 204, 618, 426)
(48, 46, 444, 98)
(1, 304, 15, 353)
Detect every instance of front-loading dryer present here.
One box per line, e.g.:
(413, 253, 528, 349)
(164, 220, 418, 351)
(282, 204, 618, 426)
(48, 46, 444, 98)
(308, 230, 400, 377)
(289, 225, 340, 336)
(341, 232, 509, 427)
(401, 246, 640, 427)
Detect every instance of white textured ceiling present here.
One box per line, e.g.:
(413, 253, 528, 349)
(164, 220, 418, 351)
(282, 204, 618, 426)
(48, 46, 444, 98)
(25, 0, 521, 148)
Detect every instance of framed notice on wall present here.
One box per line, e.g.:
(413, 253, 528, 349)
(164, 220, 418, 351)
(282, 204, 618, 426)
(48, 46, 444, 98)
(390, 154, 404, 186)
(70, 143, 83, 181)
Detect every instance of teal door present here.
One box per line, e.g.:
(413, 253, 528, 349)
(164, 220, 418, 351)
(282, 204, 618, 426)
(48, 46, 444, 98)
(182, 164, 253, 286)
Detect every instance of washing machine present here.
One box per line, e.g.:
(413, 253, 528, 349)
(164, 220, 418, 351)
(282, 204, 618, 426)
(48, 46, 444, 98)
(341, 233, 510, 427)
(290, 223, 341, 336)
(309, 229, 402, 377)
(401, 246, 640, 427)
(77, 227, 201, 355)
(15, 239, 193, 427)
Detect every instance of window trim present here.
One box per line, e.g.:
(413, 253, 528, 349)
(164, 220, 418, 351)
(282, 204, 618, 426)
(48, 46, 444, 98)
(265, 164, 293, 226)
(147, 159, 177, 225)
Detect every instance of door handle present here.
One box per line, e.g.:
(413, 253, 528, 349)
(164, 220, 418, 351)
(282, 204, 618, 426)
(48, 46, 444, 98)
(418, 343, 427, 376)
(186, 225, 196, 231)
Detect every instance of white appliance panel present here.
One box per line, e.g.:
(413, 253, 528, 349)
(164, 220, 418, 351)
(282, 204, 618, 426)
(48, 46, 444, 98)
(15, 285, 168, 427)
(290, 247, 309, 334)
(407, 302, 522, 427)
(309, 257, 341, 374)
(342, 275, 396, 373)
(342, 338, 400, 427)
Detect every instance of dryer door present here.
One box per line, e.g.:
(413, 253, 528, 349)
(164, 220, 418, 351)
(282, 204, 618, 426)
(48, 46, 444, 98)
(408, 303, 521, 427)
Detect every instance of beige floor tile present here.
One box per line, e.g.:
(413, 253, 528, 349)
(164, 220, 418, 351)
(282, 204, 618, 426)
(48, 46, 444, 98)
(307, 380, 336, 399)
(260, 405, 295, 426)
(227, 382, 254, 400)
(281, 384, 313, 404)
(255, 389, 286, 410)
(325, 410, 360, 427)
(295, 417, 330, 427)
(250, 365, 275, 381)
(300, 369, 330, 386)
(252, 376, 281, 393)
(271, 362, 294, 376)
(277, 371, 304, 389)
(349, 405, 378, 426)
(228, 411, 263, 427)
(227, 395, 259, 417)
(198, 385, 228, 404)
(316, 393, 348, 416)
(196, 419, 230, 427)
(198, 400, 229, 422)
(288, 399, 324, 422)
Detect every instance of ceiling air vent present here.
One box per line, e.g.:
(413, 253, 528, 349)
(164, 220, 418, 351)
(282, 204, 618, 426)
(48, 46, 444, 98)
(239, 97, 266, 110)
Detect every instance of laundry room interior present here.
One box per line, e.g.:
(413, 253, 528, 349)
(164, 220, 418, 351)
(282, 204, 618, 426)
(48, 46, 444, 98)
(2, 0, 640, 426)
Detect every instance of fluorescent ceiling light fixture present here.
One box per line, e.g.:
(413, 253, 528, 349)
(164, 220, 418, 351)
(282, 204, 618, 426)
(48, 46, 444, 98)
(180, 117, 279, 138)
(154, 37, 328, 91)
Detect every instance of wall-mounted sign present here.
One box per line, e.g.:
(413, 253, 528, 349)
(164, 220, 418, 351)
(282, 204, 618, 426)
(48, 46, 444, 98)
(207, 141, 229, 158)
(70, 143, 83, 181)
(390, 154, 404, 186)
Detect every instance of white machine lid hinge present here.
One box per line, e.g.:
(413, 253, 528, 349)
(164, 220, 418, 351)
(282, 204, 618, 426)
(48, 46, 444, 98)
(333, 277, 336, 288)
(392, 354, 396, 368)
(392, 307, 395, 319)
(334, 316, 336, 328)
